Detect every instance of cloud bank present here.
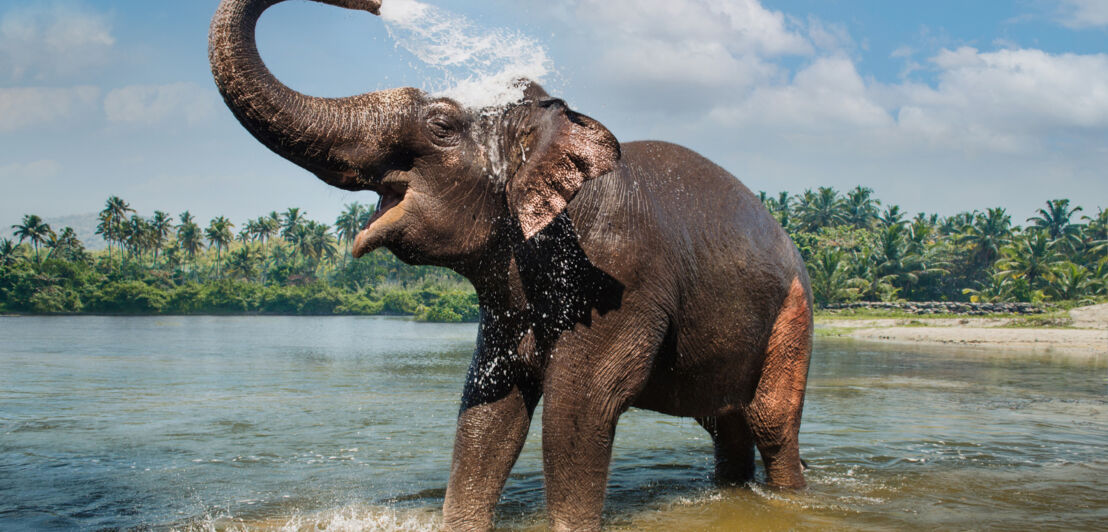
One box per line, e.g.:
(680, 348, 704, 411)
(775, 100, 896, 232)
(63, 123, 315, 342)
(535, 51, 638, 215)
(0, 2, 114, 82)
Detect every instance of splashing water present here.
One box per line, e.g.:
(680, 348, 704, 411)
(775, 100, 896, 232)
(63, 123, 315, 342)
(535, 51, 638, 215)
(378, 0, 553, 109)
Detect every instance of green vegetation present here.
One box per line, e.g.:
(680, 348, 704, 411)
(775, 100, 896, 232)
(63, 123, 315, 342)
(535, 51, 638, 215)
(1, 198, 478, 321)
(2, 191, 1105, 320)
(762, 188, 1106, 307)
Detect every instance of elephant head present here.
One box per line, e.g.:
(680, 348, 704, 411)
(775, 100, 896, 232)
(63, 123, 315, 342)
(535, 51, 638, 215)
(209, 0, 620, 272)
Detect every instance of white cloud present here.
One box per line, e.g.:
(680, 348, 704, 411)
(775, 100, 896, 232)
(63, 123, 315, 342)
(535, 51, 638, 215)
(0, 86, 100, 132)
(805, 17, 853, 53)
(565, 0, 810, 98)
(579, 0, 810, 56)
(710, 55, 892, 131)
(894, 47, 1108, 150)
(702, 45, 1108, 154)
(103, 83, 220, 127)
(0, 3, 114, 81)
(1054, 0, 1108, 29)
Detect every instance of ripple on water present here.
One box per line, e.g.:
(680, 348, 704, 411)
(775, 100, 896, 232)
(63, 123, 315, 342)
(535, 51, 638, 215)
(176, 504, 442, 532)
(4, 318, 1107, 530)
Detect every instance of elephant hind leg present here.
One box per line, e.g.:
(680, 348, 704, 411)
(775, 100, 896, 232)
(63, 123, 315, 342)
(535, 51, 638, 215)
(744, 275, 812, 489)
(696, 413, 756, 485)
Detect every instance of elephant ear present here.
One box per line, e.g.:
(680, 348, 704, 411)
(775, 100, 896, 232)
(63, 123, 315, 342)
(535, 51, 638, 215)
(507, 99, 620, 240)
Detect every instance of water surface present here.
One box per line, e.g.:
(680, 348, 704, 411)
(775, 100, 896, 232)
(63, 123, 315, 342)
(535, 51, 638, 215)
(1, 316, 1105, 530)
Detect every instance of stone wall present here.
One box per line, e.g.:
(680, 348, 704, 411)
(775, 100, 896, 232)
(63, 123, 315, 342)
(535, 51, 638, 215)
(821, 301, 1046, 315)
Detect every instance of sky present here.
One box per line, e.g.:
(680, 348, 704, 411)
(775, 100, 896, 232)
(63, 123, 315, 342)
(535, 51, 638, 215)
(1, 0, 1106, 233)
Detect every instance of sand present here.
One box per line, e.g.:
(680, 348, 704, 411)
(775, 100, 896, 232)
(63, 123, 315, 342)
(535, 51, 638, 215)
(818, 302, 1108, 356)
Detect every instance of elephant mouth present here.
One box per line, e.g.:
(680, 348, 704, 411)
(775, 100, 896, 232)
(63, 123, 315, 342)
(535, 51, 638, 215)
(352, 179, 409, 258)
(367, 181, 406, 226)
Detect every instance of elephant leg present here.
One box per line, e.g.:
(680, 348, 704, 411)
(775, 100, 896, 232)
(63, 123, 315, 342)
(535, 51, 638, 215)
(696, 413, 757, 485)
(744, 276, 812, 489)
(540, 307, 665, 532)
(443, 385, 537, 532)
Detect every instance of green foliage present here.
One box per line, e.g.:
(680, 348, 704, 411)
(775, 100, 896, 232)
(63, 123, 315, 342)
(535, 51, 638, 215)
(30, 286, 83, 313)
(3, 194, 1106, 317)
(379, 287, 421, 315)
(89, 281, 169, 313)
(767, 192, 1107, 307)
(416, 289, 480, 323)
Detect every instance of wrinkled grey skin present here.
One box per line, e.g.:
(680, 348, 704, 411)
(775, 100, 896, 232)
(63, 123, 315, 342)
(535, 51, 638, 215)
(210, 1, 814, 530)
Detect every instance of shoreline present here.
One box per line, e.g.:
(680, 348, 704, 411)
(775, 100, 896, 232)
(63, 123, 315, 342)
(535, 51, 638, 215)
(816, 303, 1108, 356)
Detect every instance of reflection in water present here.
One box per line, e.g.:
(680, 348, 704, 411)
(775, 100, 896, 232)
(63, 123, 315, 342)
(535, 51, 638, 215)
(0, 317, 1105, 530)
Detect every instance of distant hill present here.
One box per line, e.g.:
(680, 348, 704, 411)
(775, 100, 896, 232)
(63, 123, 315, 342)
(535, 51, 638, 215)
(45, 213, 109, 251)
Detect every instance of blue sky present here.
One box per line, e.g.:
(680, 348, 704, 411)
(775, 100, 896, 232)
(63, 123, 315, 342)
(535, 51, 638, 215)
(1, 0, 1106, 233)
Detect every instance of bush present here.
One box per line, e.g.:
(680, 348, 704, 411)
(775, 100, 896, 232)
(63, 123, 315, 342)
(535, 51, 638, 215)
(165, 283, 203, 314)
(335, 293, 384, 315)
(378, 288, 420, 315)
(30, 286, 83, 313)
(194, 280, 262, 313)
(297, 285, 346, 315)
(88, 281, 169, 313)
(418, 303, 462, 322)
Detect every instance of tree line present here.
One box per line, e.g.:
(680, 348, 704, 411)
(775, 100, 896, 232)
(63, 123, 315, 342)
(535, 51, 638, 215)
(1, 190, 1105, 318)
(761, 186, 1105, 306)
(1, 197, 476, 321)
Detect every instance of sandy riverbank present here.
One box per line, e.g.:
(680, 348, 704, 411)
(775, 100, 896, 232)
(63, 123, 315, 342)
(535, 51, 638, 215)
(817, 303, 1108, 355)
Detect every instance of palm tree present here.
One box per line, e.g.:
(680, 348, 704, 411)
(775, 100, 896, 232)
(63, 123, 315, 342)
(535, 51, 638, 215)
(45, 227, 84, 262)
(762, 191, 793, 230)
(1027, 199, 1082, 242)
(11, 214, 53, 262)
(262, 215, 280, 244)
(179, 211, 195, 226)
(871, 223, 918, 296)
(122, 215, 152, 262)
(206, 216, 234, 277)
(1080, 208, 1107, 264)
(177, 213, 203, 261)
(963, 272, 1023, 303)
(293, 221, 337, 266)
(281, 207, 304, 243)
(850, 245, 900, 302)
(842, 186, 880, 229)
(878, 205, 904, 228)
(357, 204, 376, 229)
(958, 207, 1011, 268)
(996, 230, 1064, 290)
(796, 187, 845, 231)
(237, 224, 253, 246)
(95, 211, 116, 262)
(227, 245, 259, 280)
(806, 248, 862, 305)
(335, 203, 367, 265)
(0, 238, 21, 266)
(908, 214, 935, 252)
(1045, 261, 1096, 301)
(939, 211, 976, 236)
(149, 211, 173, 264)
(97, 196, 134, 260)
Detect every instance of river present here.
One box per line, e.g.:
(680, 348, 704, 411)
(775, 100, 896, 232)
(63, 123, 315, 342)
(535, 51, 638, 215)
(1, 316, 1105, 530)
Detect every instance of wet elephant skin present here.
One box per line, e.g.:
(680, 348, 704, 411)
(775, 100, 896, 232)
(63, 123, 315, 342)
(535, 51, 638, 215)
(209, 1, 813, 530)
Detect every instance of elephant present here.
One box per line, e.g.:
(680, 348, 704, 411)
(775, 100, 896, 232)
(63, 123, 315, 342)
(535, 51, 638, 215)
(209, 0, 813, 530)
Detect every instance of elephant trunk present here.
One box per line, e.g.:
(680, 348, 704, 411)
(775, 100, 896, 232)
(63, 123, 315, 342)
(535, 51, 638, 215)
(209, 0, 422, 190)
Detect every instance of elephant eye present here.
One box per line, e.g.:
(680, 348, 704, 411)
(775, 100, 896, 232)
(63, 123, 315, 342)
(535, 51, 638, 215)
(428, 116, 456, 139)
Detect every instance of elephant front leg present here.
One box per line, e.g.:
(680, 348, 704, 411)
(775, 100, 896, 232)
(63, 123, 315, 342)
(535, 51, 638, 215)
(443, 385, 536, 532)
(540, 309, 664, 532)
(541, 388, 622, 532)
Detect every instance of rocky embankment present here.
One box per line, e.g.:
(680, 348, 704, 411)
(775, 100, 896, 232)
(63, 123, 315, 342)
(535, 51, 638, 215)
(821, 301, 1047, 315)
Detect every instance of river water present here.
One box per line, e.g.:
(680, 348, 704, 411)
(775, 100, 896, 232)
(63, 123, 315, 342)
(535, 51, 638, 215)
(1, 316, 1105, 530)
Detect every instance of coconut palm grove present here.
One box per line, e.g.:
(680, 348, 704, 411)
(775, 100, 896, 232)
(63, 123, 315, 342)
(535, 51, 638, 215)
(1, 189, 1105, 320)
